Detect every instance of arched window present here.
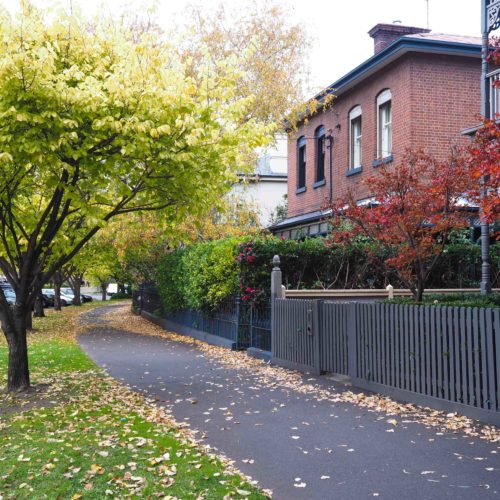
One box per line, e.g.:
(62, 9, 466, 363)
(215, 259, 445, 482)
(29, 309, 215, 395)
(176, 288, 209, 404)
(315, 125, 325, 182)
(349, 106, 362, 169)
(377, 89, 392, 159)
(297, 136, 306, 190)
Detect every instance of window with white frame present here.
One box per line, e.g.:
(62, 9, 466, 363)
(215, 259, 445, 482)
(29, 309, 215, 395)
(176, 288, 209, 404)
(377, 89, 392, 159)
(349, 106, 362, 169)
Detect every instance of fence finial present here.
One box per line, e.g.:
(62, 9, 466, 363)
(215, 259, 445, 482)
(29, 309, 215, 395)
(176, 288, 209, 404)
(271, 255, 283, 299)
(273, 255, 281, 270)
(386, 284, 394, 300)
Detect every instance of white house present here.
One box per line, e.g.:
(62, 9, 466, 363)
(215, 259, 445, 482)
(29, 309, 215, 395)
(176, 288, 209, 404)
(231, 134, 288, 226)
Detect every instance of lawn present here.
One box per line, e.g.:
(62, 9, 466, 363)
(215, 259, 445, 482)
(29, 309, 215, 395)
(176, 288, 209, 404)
(0, 304, 267, 499)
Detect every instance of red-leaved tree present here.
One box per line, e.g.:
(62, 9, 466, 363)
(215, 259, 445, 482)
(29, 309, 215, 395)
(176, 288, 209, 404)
(328, 150, 474, 301)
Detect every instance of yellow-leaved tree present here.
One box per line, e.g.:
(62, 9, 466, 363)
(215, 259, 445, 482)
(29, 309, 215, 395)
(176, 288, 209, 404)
(0, 1, 275, 391)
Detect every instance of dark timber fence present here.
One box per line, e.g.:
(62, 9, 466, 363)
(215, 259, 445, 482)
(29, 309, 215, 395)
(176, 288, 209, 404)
(134, 284, 271, 351)
(271, 256, 500, 425)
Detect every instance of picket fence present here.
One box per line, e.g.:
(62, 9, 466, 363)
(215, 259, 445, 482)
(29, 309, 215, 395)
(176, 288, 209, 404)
(272, 298, 500, 425)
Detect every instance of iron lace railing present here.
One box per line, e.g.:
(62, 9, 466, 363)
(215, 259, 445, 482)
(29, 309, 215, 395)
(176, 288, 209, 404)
(488, 67, 500, 117)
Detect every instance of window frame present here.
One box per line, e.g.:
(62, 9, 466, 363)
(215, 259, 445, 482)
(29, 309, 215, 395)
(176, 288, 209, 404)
(315, 125, 326, 183)
(297, 136, 307, 191)
(349, 106, 362, 170)
(376, 89, 392, 159)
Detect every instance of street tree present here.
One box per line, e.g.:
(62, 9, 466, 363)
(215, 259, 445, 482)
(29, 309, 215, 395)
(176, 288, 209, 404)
(183, 1, 311, 126)
(0, 3, 272, 391)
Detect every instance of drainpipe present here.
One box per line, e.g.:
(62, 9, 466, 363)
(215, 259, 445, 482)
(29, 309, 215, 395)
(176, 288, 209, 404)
(327, 132, 334, 204)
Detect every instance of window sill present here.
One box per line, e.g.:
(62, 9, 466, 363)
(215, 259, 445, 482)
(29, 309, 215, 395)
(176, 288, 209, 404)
(372, 154, 393, 167)
(313, 179, 326, 189)
(296, 186, 307, 194)
(346, 166, 363, 177)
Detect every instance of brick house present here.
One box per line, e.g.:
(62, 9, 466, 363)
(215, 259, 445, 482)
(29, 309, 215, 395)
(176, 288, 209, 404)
(271, 23, 482, 239)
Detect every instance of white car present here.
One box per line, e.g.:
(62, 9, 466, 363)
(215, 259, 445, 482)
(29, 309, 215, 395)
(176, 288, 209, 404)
(42, 288, 73, 306)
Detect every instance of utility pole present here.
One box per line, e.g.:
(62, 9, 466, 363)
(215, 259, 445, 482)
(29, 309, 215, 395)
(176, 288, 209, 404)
(425, 0, 430, 29)
(479, 0, 499, 294)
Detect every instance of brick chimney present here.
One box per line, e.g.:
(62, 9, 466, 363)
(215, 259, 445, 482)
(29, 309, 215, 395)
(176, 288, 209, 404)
(368, 23, 431, 54)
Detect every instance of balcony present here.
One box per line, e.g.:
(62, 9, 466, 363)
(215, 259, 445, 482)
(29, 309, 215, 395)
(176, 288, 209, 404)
(489, 68, 500, 118)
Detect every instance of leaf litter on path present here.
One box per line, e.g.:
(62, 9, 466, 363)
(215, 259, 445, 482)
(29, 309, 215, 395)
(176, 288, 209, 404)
(104, 305, 500, 444)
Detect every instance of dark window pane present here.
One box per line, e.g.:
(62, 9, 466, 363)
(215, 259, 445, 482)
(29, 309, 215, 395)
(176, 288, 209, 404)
(316, 135, 325, 181)
(298, 142, 306, 188)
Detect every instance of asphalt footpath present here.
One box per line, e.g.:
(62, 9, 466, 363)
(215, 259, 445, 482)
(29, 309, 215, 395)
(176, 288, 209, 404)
(78, 305, 500, 500)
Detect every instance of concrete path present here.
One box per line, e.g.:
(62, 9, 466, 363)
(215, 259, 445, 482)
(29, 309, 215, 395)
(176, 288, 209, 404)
(78, 305, 500, 500)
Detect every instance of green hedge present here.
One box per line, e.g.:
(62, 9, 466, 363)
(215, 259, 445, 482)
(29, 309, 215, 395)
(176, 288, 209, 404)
(237, 236, 394, 304)
(109, 292, 132, 300)
(385, 293, 500, 308)
(156, 237, 244, 312)
(155, 235, 499, 311)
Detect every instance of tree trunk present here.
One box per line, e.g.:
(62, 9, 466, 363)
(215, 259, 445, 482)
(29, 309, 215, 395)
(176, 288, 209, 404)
(101, 283, 107, 301)
(33, 290, 45, 318)
(4, 310, 30, 392)
(415, 281, 425, 303)
(73, 279, 82, 306)
(25, 310, 33, 330)
(54, 279, 62, 311)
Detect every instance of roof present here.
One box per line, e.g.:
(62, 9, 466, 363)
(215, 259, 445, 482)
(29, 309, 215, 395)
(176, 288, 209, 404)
(314, 31, 481, 103)
(404, 32, 481, 45)
(269, 209, 332, 231)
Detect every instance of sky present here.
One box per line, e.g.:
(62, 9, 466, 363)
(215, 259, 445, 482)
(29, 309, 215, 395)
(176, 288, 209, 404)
(5, 0, 482, 95)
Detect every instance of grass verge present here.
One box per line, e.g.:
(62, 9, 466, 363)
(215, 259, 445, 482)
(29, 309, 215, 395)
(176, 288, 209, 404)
(0, 303, 267, 499)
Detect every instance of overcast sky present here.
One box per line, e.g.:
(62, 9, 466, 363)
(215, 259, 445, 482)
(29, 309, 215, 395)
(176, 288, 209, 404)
(6, 0, 482, 95)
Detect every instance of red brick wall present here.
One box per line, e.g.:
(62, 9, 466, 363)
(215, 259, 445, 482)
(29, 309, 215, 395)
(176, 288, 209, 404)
(287, 52, 480, 219)
(408, 53, 481, 160)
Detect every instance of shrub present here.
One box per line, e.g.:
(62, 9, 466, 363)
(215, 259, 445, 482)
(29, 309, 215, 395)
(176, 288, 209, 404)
(237, 235, 395, 304)
(156, 237, 244, 312)
(109, 292, 132, 300)
(156, 248, 189, 313)
(386, 293, 500, 308)
(155, 234, 499, 311)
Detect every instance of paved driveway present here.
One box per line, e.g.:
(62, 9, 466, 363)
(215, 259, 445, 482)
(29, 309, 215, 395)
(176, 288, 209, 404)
(78, 306, 500, 500)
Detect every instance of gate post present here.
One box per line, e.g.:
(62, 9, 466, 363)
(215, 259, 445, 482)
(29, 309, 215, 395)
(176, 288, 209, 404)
(271, 255, 283, 300)
(347, 302, 358, 381)
(271, 255, 283, 356)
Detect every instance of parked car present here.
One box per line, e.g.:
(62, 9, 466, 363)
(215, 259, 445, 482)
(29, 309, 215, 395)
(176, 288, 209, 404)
(3, 289, 16, 306)
(41, 293, 54, 307)
(61, 288, 93, 303)
(42, 289, 73, 306)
